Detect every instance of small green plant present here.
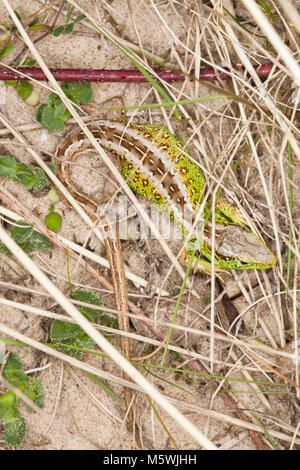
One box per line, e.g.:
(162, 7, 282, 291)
(36, 94, 69, 132)
(0, 155, 54, 192)
(45, 211, 61, 232)
(61, 81, 93, 105)
(22, 57, 37, 67)
(0, 42, 13, 58)
(0, 220, 51, 255)
(50, 290, 118, 358)
(0, 155, 61, 246)
(1, 77, 39, 106)
(17, 81, 33, 99)
(36, 81, 92, 132)
(8, 10, 43, 33)
(52, 7, 86, 37)
(0, 352, 44, 447)
(46, 188, 61, 232)
(0, 10, 43, 60)
(0, 11, 42, 102)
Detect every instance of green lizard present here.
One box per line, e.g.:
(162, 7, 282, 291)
(55, 121, 277, 274)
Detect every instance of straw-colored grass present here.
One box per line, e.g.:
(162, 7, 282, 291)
(0, 0, 299, 450)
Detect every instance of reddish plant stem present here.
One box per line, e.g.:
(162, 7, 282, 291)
(0, 64, 279, 83)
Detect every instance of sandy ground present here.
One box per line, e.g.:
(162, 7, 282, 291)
(0, 0, 299, 450)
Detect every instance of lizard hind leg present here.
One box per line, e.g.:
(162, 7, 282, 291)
(213, 194, 248, 227)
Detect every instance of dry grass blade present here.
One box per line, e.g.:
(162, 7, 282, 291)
(243, 0, 300, 85)
(277, 0, 300, 33)
(0, 0, 299, 450)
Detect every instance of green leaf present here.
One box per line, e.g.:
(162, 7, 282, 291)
(4, 417, 26, 447)
(45, 93, 71, 125)
(0, 155, 18, 177)
(48, 188, 60, 204)
(0, 43, 14, 58)
(99, 313, 118, 330)
(0, 220, 51, 254)
(31, 379, 44, 409)
(70, 289, 117, 329)
(66, 7, 75, 24)
(3, 353, 22, 372)
(45, 212, 61, 231)
(29, 166, 49, 192)
(20, 229, 52, 253)
(4, 80, 17, 86)
(52, 326, 96, 358)
(61, 107, 71, 121)
(0, 242, 10, 255)
(76, 335, 95, 349)
(0, 352, 44, 447)
(0, 390, 19, 422)
(74, 15, 86, 23)
(22, 57, 36, 66)
(53, 100, 67, 119)
(0, 32, 9, 44)
(9, 10, 22, 23)
(64, 23, 74, 34)
(3, 368, 28, 389)
(28, 25, 44, 32)
(41, 106, 65, 132)
(2, 355, 44, 412)
(50, 320, 82, 341)
(47, 92, 61, 107)
(37, 82, 92, 132)
(0, 155, 49, 192)
(70, 290, 103, 322)
(62, 81, 92, 104)
(74, 82, 92, 103)
(52, 25, 64, 37)
(10, 166, 38, 189)
(50, 290, 109, 358)
(62, 86, 80, 106)
(82, 371, 121, 402)
(24, 379, 44, 411)
(27, 17, 39, 28)
(17, 81, 33, 99)
(16, 221, 35, 242)
(2, 353, 28, 388)
(36, 103, 46, 123)
(55, 338, 87, 359)
(8, 220, 33, 243)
